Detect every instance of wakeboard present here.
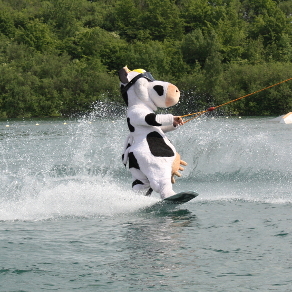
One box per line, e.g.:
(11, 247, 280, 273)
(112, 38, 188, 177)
(163, 191, 199, 204)
(144, 191, 199, 212)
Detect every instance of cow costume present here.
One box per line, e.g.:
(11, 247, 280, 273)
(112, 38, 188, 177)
(119, 66, 187, 199)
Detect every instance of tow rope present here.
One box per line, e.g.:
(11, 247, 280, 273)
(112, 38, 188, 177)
(181, 77, 292, 123)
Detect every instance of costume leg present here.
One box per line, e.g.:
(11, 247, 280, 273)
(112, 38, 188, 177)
(150, 177, 175, 199)
(145, 158, 176, 199)
(130, 168, 150, 191)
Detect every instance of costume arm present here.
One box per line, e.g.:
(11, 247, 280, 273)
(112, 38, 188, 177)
(160, 124, 177, 133)
(153, 114, 179, 132)
(145, 113, 173, 126)
(129, 107, 174, 127)
(147, 113, 179, 132)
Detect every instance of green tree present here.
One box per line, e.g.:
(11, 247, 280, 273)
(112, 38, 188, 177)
(40, 0, 81, 39)
(215, 0, 247, 62)
(15, 19, 58, 52)
(0, 5, 16, 37)
(111, 0, 143, 42)
(1, 0, 292, 118)
(113, 0, 183, 42)
(181, 28, 221, 68)
(180, 0, 212, 33)
(139, 0, 183, 41)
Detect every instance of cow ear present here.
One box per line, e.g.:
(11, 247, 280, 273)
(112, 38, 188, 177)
(134, 78, 149, 102)
(118, 66, 130, 83)
(134, 78, 157, 110)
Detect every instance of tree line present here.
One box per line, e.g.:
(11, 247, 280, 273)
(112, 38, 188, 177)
(0, 0, 292, 118)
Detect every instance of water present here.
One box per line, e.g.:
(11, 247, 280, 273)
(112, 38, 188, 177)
(1, 108, 292, 291)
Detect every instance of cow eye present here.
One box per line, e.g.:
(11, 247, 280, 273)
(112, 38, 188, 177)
(153, 85, 164, 96)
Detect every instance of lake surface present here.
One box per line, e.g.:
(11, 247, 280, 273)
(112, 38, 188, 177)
(1, 107, 292, 291)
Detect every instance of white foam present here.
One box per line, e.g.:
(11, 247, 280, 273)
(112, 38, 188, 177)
(0, 180, 158, 221)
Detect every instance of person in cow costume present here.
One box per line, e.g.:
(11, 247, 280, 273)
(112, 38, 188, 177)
(119, 66, 187, 199)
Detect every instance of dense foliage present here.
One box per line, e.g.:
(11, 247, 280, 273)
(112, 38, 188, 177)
(0, 0, 292, 118)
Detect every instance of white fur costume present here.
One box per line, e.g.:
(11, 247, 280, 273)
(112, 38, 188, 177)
(119, 67, 182, 199)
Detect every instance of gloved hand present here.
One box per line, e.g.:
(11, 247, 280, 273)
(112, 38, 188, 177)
(171, 152, 187, 184)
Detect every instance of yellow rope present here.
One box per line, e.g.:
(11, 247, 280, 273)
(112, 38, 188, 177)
(181, 77, 292, 123)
